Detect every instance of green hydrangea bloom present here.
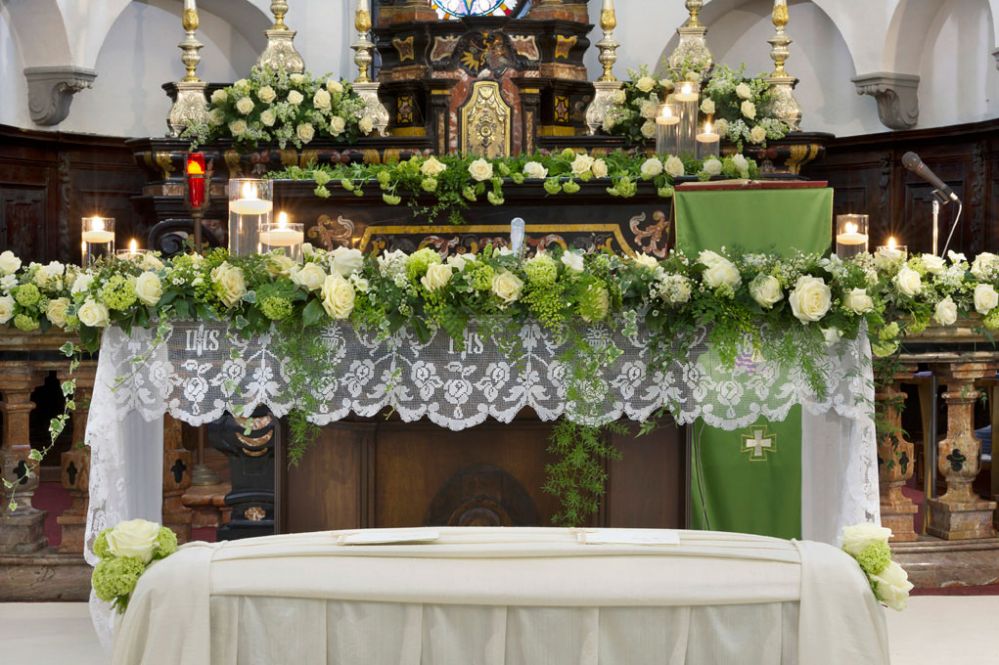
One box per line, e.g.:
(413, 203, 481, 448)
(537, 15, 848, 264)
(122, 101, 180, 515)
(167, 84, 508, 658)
(406, 248, 442, 282)
(421, 178, 438, 193)
(855, 541, 891, 576)
(93, 529, 113, 559)
(100, 274, 138, 311)
(260, 296, 293, 321)
(14, 313, 39, 332)
(465, 262, 496, 292)
(91, 556, 146, 603)
(879, 322, 900, 341)
(14, 283, 41, 307)
(579, 282, 610, 323)
(985, 309, 999, 331)
(154, 527, 178, 559)
(524, 254, 558, 288)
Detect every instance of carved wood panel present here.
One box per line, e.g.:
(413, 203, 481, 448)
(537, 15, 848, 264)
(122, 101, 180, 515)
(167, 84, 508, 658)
(0, 187, 47, 259)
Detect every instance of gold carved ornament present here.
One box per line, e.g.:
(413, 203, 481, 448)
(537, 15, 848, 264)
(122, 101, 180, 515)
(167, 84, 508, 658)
(460, 81, 512, 159)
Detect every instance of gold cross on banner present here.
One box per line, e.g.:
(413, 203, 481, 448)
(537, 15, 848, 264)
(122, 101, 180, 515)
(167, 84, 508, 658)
(742, 428, 777, 462)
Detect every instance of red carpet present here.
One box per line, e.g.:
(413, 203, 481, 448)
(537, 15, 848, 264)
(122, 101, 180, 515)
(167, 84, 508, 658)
(35, 481, 72, 548)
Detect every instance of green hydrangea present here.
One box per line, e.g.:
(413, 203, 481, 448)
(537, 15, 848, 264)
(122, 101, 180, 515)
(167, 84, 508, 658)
(525, 284, 565, 329)
(579, 281, 610, 323)
(14, 283, 41, 307)
(985, 309, 999, 331)
(260, 296, 293, 321)
(465, 262, 496, 292)
(878, 322, 900, 341)
(421, 178, 438, 193)
(406, 247, 442, 282)
(855, 541, 891, 576)
(100, 274, 138, 311)
(154, 526, 178, 559)
(93, 529, 113, 559)
(14, 313, 39, 332)
(91, 556, 146, 603)
(524, 254, 558, 287)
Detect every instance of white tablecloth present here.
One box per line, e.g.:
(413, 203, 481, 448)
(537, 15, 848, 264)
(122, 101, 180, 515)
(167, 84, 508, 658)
(112, 528, 890, 665)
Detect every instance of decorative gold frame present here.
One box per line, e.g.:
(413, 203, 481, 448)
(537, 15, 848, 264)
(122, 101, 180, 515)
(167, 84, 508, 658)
(460, 81, 512, 158)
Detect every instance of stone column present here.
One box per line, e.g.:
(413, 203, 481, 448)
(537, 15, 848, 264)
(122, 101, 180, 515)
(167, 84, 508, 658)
(876, 366, 918, 542)
(162, 415, 193, 544)
(927, 362, 998, 540)
(0, 364, 46, 553)
(55, 361, 97, 554)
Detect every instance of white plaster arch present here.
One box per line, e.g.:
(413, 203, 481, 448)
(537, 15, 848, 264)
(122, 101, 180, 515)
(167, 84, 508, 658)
(2, 0, 73, 66)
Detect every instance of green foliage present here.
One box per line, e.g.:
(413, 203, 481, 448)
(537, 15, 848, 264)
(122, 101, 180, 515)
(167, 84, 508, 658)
(544, 420, 624, 527)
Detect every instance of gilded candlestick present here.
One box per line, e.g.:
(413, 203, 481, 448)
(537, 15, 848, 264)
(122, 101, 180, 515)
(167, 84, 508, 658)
(767, 0, 802, 131)
(666, 0, 713, 80)
(258, 0, 305, 73)
(168, 2, 208, 137)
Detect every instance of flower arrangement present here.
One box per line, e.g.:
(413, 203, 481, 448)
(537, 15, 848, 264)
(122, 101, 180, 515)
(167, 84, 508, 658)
(92, 519, 178, 613)
(270, 149, 759, 225)
(602, 66, 676, 147)
(182, 66, 375, 150)
(841, 523, 913, 610)
(702, 65, 789, 150)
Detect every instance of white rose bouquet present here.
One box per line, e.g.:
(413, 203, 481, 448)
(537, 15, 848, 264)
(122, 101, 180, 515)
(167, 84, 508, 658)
(840, 523, 913, 611)
(92, 519, 178, 613)
(702, 65, 788, 150)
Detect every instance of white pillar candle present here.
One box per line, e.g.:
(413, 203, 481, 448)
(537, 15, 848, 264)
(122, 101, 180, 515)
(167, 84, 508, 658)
(695, 121, 719, 143)
(81, 217, 114, 244)
(657, 104, 680, 126)
(259, 212, 304, 247)
(230, 181, 274, 215)
(835, 223, 867, 246)
(674, 81, 699, 102)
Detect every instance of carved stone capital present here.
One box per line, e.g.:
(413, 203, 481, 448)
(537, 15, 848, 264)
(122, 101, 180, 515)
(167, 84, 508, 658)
(23, 66, 97, 126)
(852, 72, 919, 131)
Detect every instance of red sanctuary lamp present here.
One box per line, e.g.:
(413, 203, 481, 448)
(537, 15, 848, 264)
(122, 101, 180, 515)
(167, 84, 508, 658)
(185, 152, 208, 251)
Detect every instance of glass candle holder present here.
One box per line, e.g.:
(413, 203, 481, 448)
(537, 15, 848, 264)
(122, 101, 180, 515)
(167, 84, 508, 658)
(875, 237, 908, 263)
(228, 178, 273, 256)
(673, 93, 699, 158)
(81, 216, 115, 266)
(695, 120, 720, 161)
(835, 214, 869, 259)
(656, 103, 680, 156)
(673, 81, 700, 103)
(116, 238, 149, 261)
(259, 212, 305, 262)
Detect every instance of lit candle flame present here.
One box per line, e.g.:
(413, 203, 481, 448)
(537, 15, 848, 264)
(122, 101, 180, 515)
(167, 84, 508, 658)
(92, 216, 105, 232)
(681, 82, 693, 96)
(129, 238, 138, 254)
(704, 121, 713, 134)
(277, 211, 289, 229)
(241, 182, 258, 200)
(845, 222, 858, 235)
(887, 236, 897, 250)
(661, 105, 673, 120)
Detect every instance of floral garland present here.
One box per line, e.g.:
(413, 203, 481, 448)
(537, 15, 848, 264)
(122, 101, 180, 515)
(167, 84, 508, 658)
(3, 246, 999, 523)
(269, 149, 760, 225)
(182, 66, 375, 150)
(92, 519, 178, 613)
(841, 523, 913, 611)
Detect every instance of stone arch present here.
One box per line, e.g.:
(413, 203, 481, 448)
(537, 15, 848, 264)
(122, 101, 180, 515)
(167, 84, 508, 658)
(3, 0, 73, 66)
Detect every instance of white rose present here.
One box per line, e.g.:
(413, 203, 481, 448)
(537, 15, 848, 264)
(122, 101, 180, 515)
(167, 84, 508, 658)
(78, 299, 110, 328)
(140, 254, 164, 271)
(313, 89, 332, 111)
(972, 252, 999, 280)
(0, 250, 21, 275)
(491, 271, 524, 304)
(135, 272, 163, 307)
(561, 251, 584, 273)
(106, 519, 161, 564)
(842, 288, 873, 315)
(934, 297, 958, 326)
(469, 158, 494, 182)
(841, 522, 892, 556)
(290, 73, 306, 85)
(702, 158, 722, 177)
(921, 253, 946, 275)
(640, 157, 664, 179)
(296, 123, 315, 144)
(35, 262, 64, 290)
(257, 86, 277, 104)
(523, 161, 548, 180)
(611, 89, 626, 105)
(287, 90, 304, 106)
(871, 561, 914, 611)
(235, 97, 254, 115)
(0, 274, 15, 293)
(291, 263, 326, 292)
(326, 79, 344, 94)
(591, 159, 608, 179)
(211, 263, 247, 308)
(635, 76, 656, 93)
(320, 273, 355, 320)
(639, 99, 658, 120)
(233, 79, 250, 92)
(260, 109, 276, 127)
(894, 266, 922, 297)
(421, 156, 448, 177)
(700, 98, 716, 115)
(446, 253, 474, 272)
(208, 108, 225, 126)
(664, 156, 685, 178)
(715, 118, 729, 137)
(358, 116, 375, 135)
(633, 254, 659, 270)
(229, 120, 248, 136)
(732, 154, 749, 177)
(0, 294, 14, 324)
(421, 263, 453, 292)
(641, 120, 656, 139)
(741, 100, 757, 120)
(749, 274, 783, 309)
(71, 273, 93, 295)
(40, 297, 68, 327)
(948, 250, 968, 265)
(735, 82, 752, 100)
(210, 89, 228, 105)
(749, 125, 767, 144)
(974, 283, 999, 314)
(330, 246, 365, 277)
(788, 275, 832, 323)
(330, 116, 347, 135)
(698, 250, 727, 269)
(570, 154, 595, 177)
(703, 258, 742, 291)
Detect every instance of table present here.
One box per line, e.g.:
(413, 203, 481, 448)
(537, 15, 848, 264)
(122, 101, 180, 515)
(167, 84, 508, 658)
(111, 528, 890, 665)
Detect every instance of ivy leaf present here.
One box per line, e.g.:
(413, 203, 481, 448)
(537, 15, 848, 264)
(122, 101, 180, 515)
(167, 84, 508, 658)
(28, 449, 43, 462)
(302, 300, 325, 329)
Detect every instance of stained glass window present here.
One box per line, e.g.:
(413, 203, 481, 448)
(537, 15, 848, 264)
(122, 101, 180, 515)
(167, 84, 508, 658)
(433, 0, 529, 19)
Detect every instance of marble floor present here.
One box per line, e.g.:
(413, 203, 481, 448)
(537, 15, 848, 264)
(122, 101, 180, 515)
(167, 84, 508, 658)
(2, 597, 998, 664)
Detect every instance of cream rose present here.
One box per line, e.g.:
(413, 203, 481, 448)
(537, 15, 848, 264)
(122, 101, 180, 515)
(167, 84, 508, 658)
(702, 256, 742, 292)
(715, 118, 729, 137)
(844, 288, 874, 315)
(140, 254, 164, 271)
(469, 158, 494, 182)
(0, 250, 21, 275)
(871, 561, 914, 611)
(894, 266, 922, 297)
(257, 85, 277, 104)
(421, 156, 447, 177)
(920, 253, 946, 275)
(732, 154, 749, 177)
(358, 116, 375, 134)
(235, 97, 254, 115)
(313, 89, 332, 111)
(208, 108, 225, 126)
(329, 116, 346, 135)
(292, 263, 327, 292)
(639, 99, 658, 120)
(641, 121, 656, 139)
(523, 161, 548, 180)
(260, 109, 276, 127)
(749, 274, 783, 309)
(0, 294, 12, 324)
(446, 253, 474, 272)
(971, 252, 999, 279)
(749, 125, 767, 144)
(78, 299, 110, 328)
(491, 271, 524, 304)
(635, 76, 656, 93)
(633, 253, 659, 270)
(640, 157, 664, 179)
(289, 73, 306, 85)
(330, 246, 365, 277)
(296, 123, 315, 144)
(561, 252, 584, 273)
(211, 263, 247, 308)
(287, 90, 304, 106)
(664, 156, 685, 178)
(135, 272, 163, 306)
(229, 120, 248, 136)
(591, 159, 608, 179)
(421, 263, 453, 292)
(741, 100, 757, 120)
(106, 519, 161, 564)
(570, 154, 595, 177)
(934, 297, 958, 326)
(841, 522, 892, 556)
(210, 89, 228, 105)
(326, 79, 344, 94)
(700, 98, 716, 115)
(788, 275, 832, 323)
(735, 82, 752, 100)
(320, 273, 355, 320)
(974, 283, 999, 314)
(702, 158, 722, 177)
(71, 273, 93, 295)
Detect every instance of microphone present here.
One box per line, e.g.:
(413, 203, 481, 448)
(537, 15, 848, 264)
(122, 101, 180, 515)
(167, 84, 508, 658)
(902, 152, 960, 204)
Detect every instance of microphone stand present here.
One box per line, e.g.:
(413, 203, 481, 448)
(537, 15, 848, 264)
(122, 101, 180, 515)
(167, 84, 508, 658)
(932, 199, 940, 257)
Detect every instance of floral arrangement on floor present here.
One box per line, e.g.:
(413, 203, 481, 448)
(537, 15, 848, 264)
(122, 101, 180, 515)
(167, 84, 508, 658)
(4, 245, 999, 522)
(269, 149, 760, 225)
(92, 519, 178, 613)
(182, 65, 375, 150)
(841, 523, 913, 611)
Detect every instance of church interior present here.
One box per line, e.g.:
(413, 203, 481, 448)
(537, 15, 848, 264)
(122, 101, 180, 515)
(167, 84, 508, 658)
(2, 1, 999, 663)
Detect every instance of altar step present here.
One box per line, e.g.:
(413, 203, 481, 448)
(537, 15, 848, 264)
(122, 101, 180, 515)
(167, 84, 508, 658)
(893, 537, 999, 589)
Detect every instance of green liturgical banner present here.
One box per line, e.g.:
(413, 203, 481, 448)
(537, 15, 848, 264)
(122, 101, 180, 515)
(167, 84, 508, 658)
(675, 185, 832, 539)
